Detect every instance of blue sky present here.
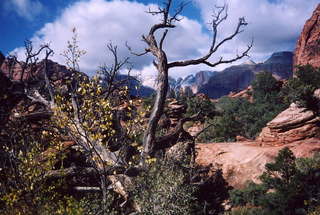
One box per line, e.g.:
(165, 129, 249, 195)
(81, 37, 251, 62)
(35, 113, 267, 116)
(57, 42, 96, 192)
(1, 0, 73, 54)
(0, 0, 202, 55)
(0, 0, 319, 82)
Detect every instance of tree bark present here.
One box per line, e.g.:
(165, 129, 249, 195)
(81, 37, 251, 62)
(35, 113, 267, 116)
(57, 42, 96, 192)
(142, 52, 169, 159)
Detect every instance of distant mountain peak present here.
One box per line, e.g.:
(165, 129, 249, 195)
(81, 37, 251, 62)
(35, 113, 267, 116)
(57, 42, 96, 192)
(198, 51, 293, 99)
(242, 60, 256, 65)
(264, 51, 293, 64)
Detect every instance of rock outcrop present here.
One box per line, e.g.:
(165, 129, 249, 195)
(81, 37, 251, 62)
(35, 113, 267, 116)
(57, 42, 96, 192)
(196, 92, 320, 188)
(294, 4, 320, 68)
(170, 71, 218, 95)
(196, 139, 320, 188)
(200, 67, 255, 99)
(257, 103, 320, 145)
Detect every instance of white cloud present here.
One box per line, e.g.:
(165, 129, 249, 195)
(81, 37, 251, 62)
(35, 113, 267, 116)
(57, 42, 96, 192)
(12, 0, 213, 79)
(194, 0, 319, 62)
(12, 0, 317, 82)
(5, 0, 43, 20)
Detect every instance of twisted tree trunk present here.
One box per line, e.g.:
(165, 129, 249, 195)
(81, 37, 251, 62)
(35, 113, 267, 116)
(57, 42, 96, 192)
(142, 52, 169, 159)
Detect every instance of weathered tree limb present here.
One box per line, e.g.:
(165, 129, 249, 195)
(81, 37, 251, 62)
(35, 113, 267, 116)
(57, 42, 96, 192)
(168, 17, 252, 68)
(139, 1, 252, 164)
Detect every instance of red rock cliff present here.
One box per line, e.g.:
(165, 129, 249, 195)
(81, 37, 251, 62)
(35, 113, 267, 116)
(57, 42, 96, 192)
(294, 4, 320, 68)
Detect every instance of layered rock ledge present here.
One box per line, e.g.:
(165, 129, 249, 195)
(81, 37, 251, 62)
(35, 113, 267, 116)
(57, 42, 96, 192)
(257, 103, 320, 145)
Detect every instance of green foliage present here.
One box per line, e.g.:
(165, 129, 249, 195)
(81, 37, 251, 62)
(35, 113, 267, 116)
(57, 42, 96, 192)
(281, 65, 320, 111)
(252, 71, 281, 102)
(199, 72, 288, 142)
(131, 160, 199, 215)
(131, 159, 230, 215)
(294, 65, 320, 88)
(225, 206, 266, 215)
(229, 148, 320, 215)
(229, 182, 267, 207)
(194, 167, 231, 214)
(179, 95, 216, 119)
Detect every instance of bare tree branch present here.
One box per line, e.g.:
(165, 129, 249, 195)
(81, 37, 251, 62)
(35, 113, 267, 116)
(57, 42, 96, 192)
(168, 16, 251, 68)
(125, 42, 150, 56)
(159, 29, 169, 50)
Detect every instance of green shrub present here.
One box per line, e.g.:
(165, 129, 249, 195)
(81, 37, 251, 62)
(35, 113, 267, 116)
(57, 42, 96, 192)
(183, 96, 216, 119)
(130, 159, 230, 214)
(252, 71, 281, 102)
(225, 206, 266, 215)
(229, 148, 320, 215)
(281, 65, 320, 111)
(131, 160, 199, 215)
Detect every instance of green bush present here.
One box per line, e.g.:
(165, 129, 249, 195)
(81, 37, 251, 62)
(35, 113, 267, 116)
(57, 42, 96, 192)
(131, 160, 199, 215)
(130, 159, 230, 214)
(183, 95, 216, 119)
(229, 148, 320, 215)
(281, 65, 320, 111)
(252, 71, 281, 102)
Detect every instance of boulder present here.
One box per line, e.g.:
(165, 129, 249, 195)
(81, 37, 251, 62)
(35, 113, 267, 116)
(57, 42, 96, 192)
(257, 103, 320, 145)
(187, 122, 204, 137)
(196, 138, 320, 188)
(294, 4, 320, 68)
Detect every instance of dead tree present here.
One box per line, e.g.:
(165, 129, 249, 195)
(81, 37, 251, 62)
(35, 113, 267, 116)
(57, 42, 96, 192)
(130, 0, 252, 161)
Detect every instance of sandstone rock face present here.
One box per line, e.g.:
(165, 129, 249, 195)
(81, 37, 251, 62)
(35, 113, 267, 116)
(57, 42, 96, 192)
(196, 139, 320, 188)
(257, 103, 320, 145)
(171, 71, 218, 95)
(294, 4, 320, 68)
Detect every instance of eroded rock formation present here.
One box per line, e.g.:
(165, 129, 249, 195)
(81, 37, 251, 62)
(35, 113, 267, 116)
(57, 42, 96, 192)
(257, 103, 320, 145)
(294, 4, 320, 68)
